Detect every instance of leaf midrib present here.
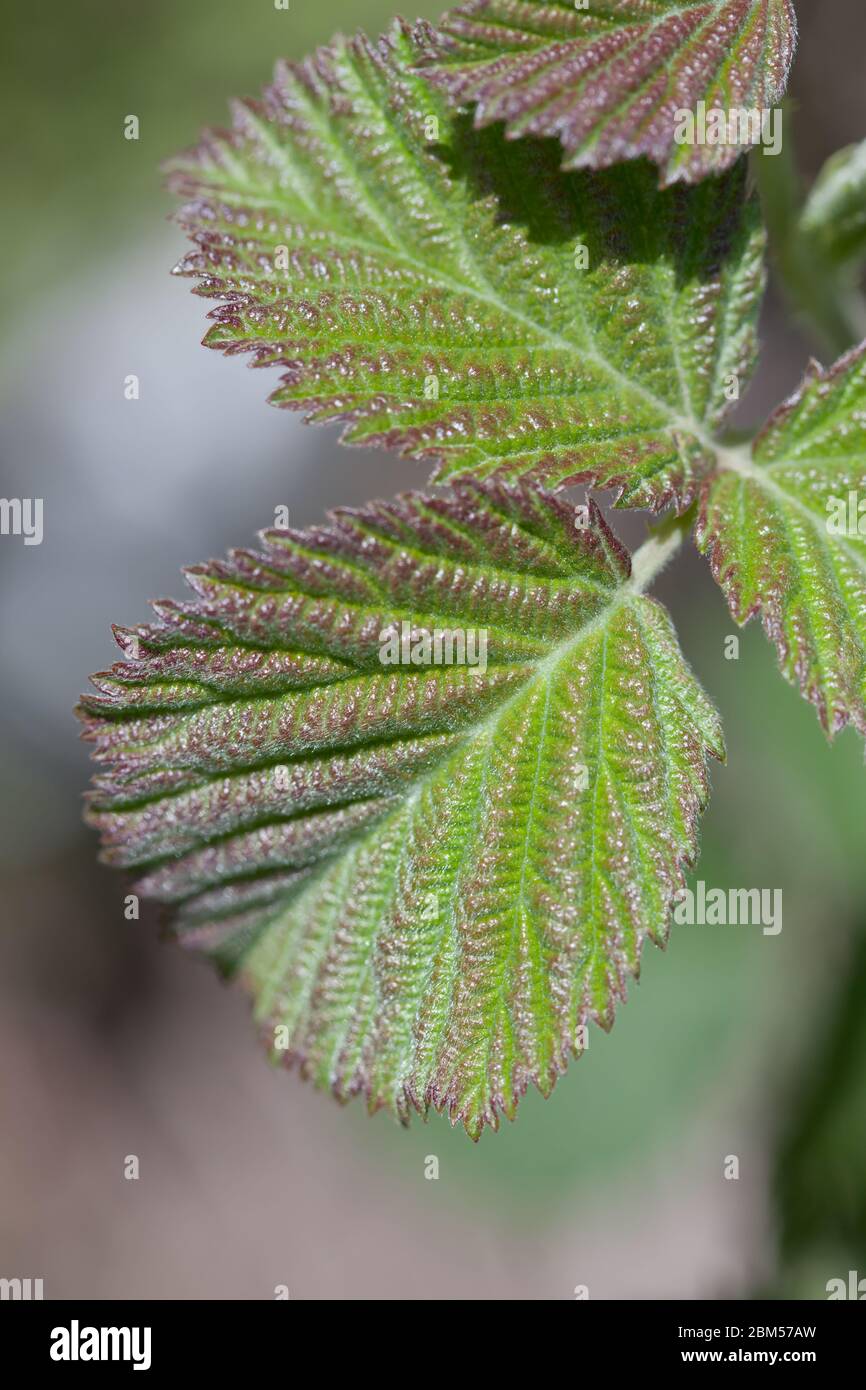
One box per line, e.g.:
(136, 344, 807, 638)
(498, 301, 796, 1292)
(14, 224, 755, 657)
(179, 574, 654, 918)
(721, 451, 866, 586)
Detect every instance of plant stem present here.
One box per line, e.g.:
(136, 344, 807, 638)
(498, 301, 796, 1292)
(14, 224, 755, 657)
(630, 504, 696, 594)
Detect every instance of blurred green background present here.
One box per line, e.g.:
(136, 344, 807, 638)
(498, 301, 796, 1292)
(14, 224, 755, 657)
(1, 0, 864, 1299)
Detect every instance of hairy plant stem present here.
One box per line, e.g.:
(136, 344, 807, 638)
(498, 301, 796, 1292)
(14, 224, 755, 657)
(752, 119, 866, 357)
(629, 504, 696, 595)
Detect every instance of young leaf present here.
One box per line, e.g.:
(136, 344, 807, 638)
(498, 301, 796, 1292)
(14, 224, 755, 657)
(166, 20, 765, 511)
(697, 342, 866, 738)
(800, 140, 866, 267)
(419, 0, 797, 185)
(79, 481, 723, 1137)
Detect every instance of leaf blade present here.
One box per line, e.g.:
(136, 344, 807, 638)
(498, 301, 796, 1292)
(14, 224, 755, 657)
(81, 482, 723, 1136)
(697, 342, 866, 738)
(800, 139, 866, 268)
(419, 0, 798, 185)
(167, 20, 765, 510)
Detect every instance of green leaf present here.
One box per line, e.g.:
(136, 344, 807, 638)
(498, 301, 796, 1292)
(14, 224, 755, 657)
(79, 481, 723, 1137)
(166, 20, 765, 510)
(419, 0, 797, 186)
(801, 139, 866, 267)
(697, 342, 866, 738)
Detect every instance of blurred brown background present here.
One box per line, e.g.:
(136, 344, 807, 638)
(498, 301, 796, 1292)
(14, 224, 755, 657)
(1, 0, 865, 1300)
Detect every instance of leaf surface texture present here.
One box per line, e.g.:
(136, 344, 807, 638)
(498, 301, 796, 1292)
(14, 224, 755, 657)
(167, 20, 765, 510)
(81, 482, 723, 1135)
(698, 343, 866, 738)
(420, 0, 797, 184)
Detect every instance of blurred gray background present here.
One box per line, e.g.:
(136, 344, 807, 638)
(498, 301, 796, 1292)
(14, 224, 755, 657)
(1, 0, 865, 1300)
